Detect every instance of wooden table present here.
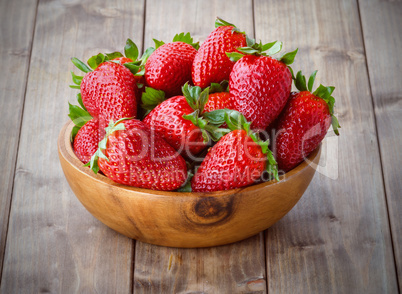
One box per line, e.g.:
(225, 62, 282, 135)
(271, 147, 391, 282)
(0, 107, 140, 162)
(1, 0, 401, 293)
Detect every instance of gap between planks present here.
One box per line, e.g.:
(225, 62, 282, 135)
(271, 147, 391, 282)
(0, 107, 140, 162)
(356, 0, 401, 291)
(356, 0, 401, 293)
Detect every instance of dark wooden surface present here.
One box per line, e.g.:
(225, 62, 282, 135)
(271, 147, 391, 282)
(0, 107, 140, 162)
(0, 0, 400, 293)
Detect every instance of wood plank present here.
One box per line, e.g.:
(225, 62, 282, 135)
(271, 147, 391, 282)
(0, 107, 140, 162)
(143, 0, 254, 47)
(0, 0, 145, 292)
(254, 0, 399, 293)
(358, 0, 402, 289)
(134, 1, 267, 293)
(0, 0, 38, 279)
(134, 236, 266, 293)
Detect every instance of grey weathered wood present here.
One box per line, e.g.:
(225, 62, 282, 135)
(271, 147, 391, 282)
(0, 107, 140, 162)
(0, 0, 38, 281)
(143, 0, 254, 48)
(359, 0, 402, 289)
(134, 1, 267, 293)
(254, 0, 399, 293)
(134, 235, 266, 293)
(0, 0, 145, 292)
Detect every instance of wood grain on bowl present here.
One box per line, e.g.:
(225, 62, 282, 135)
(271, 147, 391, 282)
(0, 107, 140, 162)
(58, 121, 321, 248)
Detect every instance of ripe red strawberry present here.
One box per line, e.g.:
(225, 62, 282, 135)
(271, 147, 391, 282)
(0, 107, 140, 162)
(192, 18, 246, 88)
(191, 111, 278, 192)
(203, 82, 232, 113)
(71, 56, 138, 131)
(113, 55, 145, 104)
(143, 83, 228, 158)
(73, 118, 101, 164)
(145, 33, 199, 97)
(204, 92, 232, 112)
(88, 118, 187, 191)
(274, 71, 340, 172)
(228, 39, 297, 130)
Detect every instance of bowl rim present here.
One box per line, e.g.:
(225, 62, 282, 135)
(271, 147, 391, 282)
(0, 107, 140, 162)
(58, 121, 321, 198)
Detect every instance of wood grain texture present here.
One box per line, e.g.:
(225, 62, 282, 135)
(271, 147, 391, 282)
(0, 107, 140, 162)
(134, 235, 266, 293)
(0, 0, 145, 293)
(0, 0, 38, 279)
(254, 0, 399, 293)
(358, 0, 402, 289)
(143, 0, 254, 48)
(135, 0, 267, 292)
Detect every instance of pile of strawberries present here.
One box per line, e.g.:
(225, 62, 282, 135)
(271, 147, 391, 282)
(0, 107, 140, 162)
(68, 18, 340, 193)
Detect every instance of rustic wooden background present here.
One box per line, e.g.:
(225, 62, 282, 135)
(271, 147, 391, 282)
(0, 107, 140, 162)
(0, 0, 401, 293)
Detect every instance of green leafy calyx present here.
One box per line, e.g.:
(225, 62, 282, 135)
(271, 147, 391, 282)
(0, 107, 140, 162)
(86, 117, 132, 174)
(209, 80, 229, 93)
(71, 57, 92, 73)
(141, 87, 166, 117)
(226, 37, 297, 65)
(182, 82, 209, 113)
(173, 32, 200, 50)
(70, 71, 83, 89)
(68, 93, 92, 142)
(279, 48, 298, 65)
(215, 17, 245, 34)
(153, 39, 165, 50)
(177, 170, 194, 192)
(182, 83, 230, 143)
(124, 38, 139, 61)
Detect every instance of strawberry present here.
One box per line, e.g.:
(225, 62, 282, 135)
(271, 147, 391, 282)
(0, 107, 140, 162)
(191, 111, 279, 192)
(113, 55, 145, 105)
(203, 81, 232, 113)
(273, 70, 340, 172)
(67, 93, 100, 164)
(71, 54, 138, 131)
(227, 39, 298, 130)
(143, 83, 228, 158)
(73, 118, 101, 164)
(145, 33, 199, 97)
(192, 18, 246, 88)
(204, 92, 231, 112)
(88, 118, 187, 191)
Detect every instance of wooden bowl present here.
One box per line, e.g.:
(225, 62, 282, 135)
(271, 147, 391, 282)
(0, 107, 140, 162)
(58, 121, 321, 248)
